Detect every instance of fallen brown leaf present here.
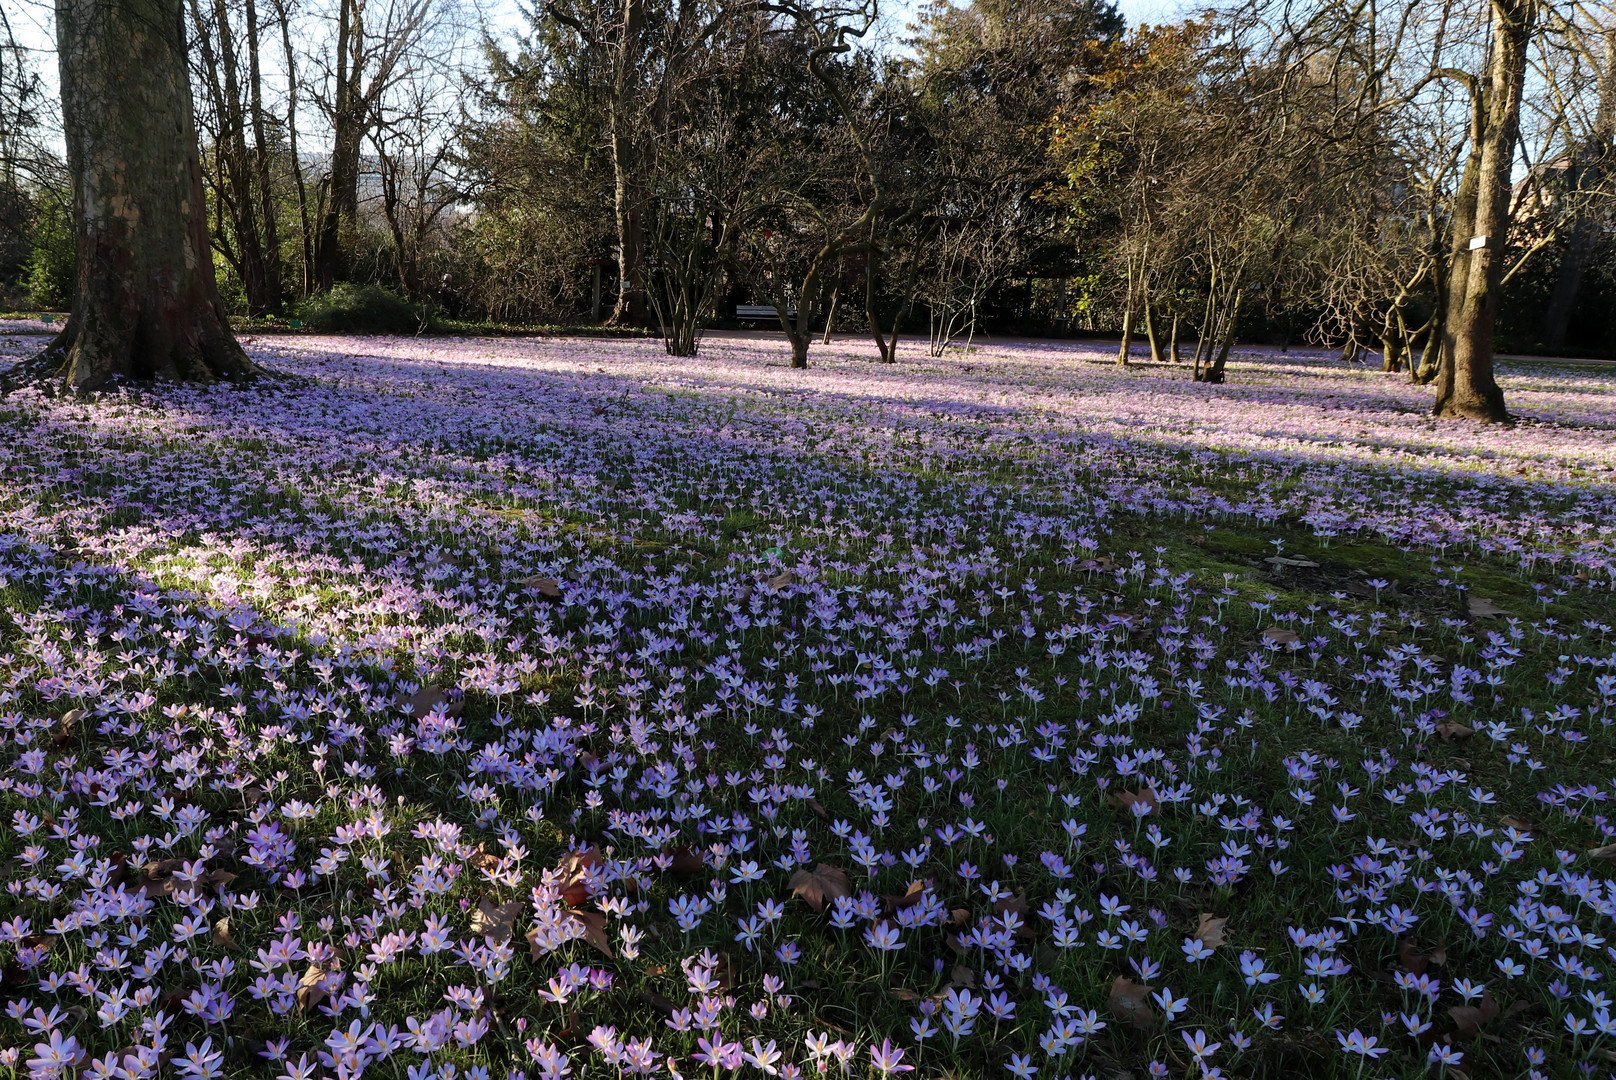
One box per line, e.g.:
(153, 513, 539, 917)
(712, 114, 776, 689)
(712, 952, 739, 992)
(565, 909, 615, 959)
(1449, 992, 1500, 1040)
(1107, 786, 1160, 817)
(1435, 723, 1474, 741)
(296, 964, 329, 1011)
(399, 687, 462, 721)
(212, 918, 238, 950)
(138, 875, 178, 899)
(1261, 626, 1301, 646)
(636, 990, 677, 1015)
(1398, 938, 1428, 976)
(557, 846, 604, 907)
(1590, 843, 1616, 861)
(887, 881, 927, 911)
(516, 574, 564, 598)
(789, 863, 851, 913)
(1467, 596, 1508, 618)
(54, 708, 83, 747)
(471, 896, 525, 943)
(1193, 914, 1228, 949)
(1108, 975, 1154, 1033)
(667, 846, 705, 875)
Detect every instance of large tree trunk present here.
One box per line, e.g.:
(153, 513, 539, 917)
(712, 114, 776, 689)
(45, 0, 256, 390)
(1115, 298, 1133, 367)
(245, 0, 284, 313)
(313, 0, 361, 292)
(273, 0, 314, 297)
(606, 0, 648, 326)
(1434, 0, 1530, 422)
(1198, 287, 1242, 385)
(1144, 299, 1161, 364)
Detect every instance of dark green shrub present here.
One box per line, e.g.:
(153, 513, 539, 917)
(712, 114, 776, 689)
(296, 283, 429, 333)
(24, 198, 75, 311)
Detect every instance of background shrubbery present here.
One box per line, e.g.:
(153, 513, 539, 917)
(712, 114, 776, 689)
(295, 283, 431, 333)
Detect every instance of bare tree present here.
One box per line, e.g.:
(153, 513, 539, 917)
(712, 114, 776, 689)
(644, 59, 776, 354)
(306, 0, 434, 291)
(189, 0, 285, 313)
(370, 53, 466, 302)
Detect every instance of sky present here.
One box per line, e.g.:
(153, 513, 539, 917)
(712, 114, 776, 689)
(1113, 0, 1189, 27)
(10, 0, 1192, 65)
(4, 0, 1189, 154)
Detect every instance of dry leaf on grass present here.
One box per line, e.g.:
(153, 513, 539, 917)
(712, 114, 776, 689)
(569, 910, 615, 959)
(531, 911, 615, 960)
(765, 571, 796, 589)
(1448, 992, 1500, 1040)
(636, 990, 677, 1015)
(887, 881, 928, 911)
(398, 687, 461, 721)
(212, 919, 238, 949)
(54, 708, 83, 747)
(789, 864, 850, 913)
(807, 798, 829, 820)
(1108, 976, 1155, 1033)
(1467, 596, 1508, 618)
(710, 952, 740, 993)
(1193, 914, 1228, 949)
(1106, 786, 1159, 817)
(1435, 722, 1474, 741)
(515, 574, 564, 598)
(556, 846, 604, 907)
(1398, 938, 1447, 976)
(136, 858, 187, 899)
(949, 965, 976, 988)
(296, 964, 329, 1011)
(1590, 843, 1616, 861)
(666, 846, 705, 875)
(471, 897, 525, 943)
(1261, 626, 1302, 646)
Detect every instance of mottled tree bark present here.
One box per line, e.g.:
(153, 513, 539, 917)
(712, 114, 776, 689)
(44, 0, 256, 389)
(1433, 0, 1530, 422)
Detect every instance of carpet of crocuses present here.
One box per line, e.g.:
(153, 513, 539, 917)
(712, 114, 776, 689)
(1, 329, 1615, 1080)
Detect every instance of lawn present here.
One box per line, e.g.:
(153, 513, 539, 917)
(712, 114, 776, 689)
(0, 331, 1613, 1080)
